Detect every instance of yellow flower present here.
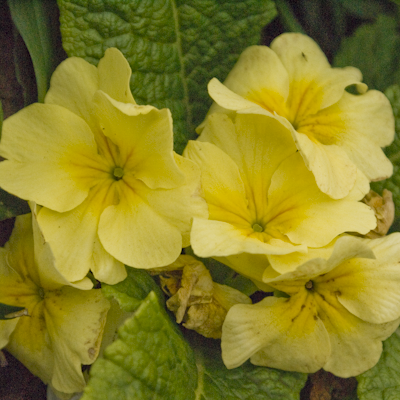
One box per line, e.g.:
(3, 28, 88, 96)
(221, 235, 400, 377)
(0, 211, 110, 394)
(204, 33, 394, 199)
(184, 112, 376, 284)
(0, 48, 207, 284)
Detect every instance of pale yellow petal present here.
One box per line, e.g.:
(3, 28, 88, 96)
(336, 91, 394, 181)
(0, 103, 103, 212)
(199, 113, 297, 214)
(98, 180, 183, 269)
(93, 91, 184, 189)
(0, 319, 19, 349)
(98, 48, 136, 104)
(7, 287, 109, 393)
(191, 218, 306, 258)
(220, 45, 289, 102)
(266, 153, 376, 247)
(207, 78, 263, 112)
(292, 130, 357, 199)
(184, 140, 250, 223)
(267, 242, 336, 275)
(316, 294, 399, 377)
(221, 293, 330, 372)
(37, 183, 117, 283)
(45, 56, 99, 130)
(92, 235, 127, 284)
(271, 33, 362, 110)
(362, 232, 400, 263)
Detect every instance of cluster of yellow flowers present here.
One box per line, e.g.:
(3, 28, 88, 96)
(1, 33, 400, 394)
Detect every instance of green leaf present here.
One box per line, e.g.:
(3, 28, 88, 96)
(57, 0, 277, 154)
(371, 84, 400, 219)
(101, 267, 165, 312)
(337, 0, 393, 19)
(357, 330, 400, 400)
(333, 15, 400, 92)
(0, 303, 25, 320)
(82, 291, 198, 400)
(8, 0, 61, 103)
(0, 188, 30, 221)
(192, 336, 308, 400)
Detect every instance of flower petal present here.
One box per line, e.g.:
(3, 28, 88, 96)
(93, 91, 184, 189)
(266, 153, 376, 247)
(291, 130, 357, 199)
(271, 33, 362, 110)
(37, 183, 118, 283)
(97, 48, 136, 104)
(98, 179, 183, 269)
(7, 287, 109, 393)
(184, 140, 250, 224)
(221, 293, 330, 372)
(198, 113, 297, 214)
(316, 294, 399, 377)
(45, 56, 99, 130)
(191, 218, 306, 258)
(362, 232, 400, 263)
(0, 103, 103, 212)
(336, 91, 394, 181)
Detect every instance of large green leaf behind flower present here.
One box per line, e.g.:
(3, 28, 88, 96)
(357, 330, 400, 400)
(82, 268, 307, 400)
(57, 0, 277, 153)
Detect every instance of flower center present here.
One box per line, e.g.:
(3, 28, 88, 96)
(252, 223, 264, 232)
(305, 280, 313, 290)
(38, 287, 45, 299)
(113, 167, 124, 181)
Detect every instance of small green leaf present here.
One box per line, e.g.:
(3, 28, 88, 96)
(333, 15, 400, 92)
(190, 335, 307, 400)
(8, 0, 61, 103)
(101, 267, 165, 312)
(357, 330, 400, 400)
(371, 84, 400, 219)
(0, 188, 30, 221)
(337, 0, 393, 19)
(0, 303, 25, 320)
(57, 0, 277, 153)
(82, 291, 198, 400)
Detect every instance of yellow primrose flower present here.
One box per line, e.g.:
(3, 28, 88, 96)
(184, 112, 376, 284)
(0, 48, 207, 284)
(204, 33, 394, 199)
(0, 211, 110, 394)
(221, 235, 400, 377)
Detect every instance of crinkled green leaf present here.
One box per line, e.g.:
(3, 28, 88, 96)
(371, 84, 400, 220)
(57, 0, 277, 153)
(357, 329, 400, 400)
(333, 15, 400, 92)
(0, 188, 30, 221)
(82, 291, 198, 400)
(8, 0, 61, 103)
(192, 336, 308, 400)
(0, 303, 25, 320)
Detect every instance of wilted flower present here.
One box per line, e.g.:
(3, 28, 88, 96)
(158, 255, 251, 338)
(221, 235, 400, 377)
(184, 112, 376, 283)
(0, 211, 110, 394)
(204, 33, 394, 199)
(0, 48, 207, 284)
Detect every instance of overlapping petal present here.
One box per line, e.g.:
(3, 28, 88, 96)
(0, 214, 110, 394)
(204, 32, 394, 199)
(0, 104, 103, 212)
(221, 235, 400, 376)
